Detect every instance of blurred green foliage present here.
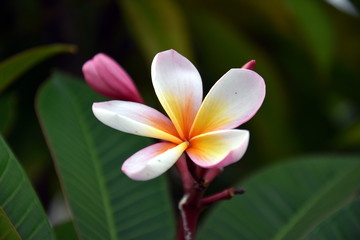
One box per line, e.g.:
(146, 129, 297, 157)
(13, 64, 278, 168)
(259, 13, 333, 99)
(0, 44, 76, 92)
(0, 0, 359, 235)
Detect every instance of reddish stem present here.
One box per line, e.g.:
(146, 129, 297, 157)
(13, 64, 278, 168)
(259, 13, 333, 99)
(177, 188, 203, 240)
(196, 167, 207, 180)
(200, 188, 245, 206)
(175, 155, 194, 191)
(204, 168, 223, 183)
(176, 159, 245, 239)
(176, 158, 206, 240)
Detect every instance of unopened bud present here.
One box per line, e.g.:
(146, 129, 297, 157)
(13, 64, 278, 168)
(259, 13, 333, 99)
(82, 53, 143, 103)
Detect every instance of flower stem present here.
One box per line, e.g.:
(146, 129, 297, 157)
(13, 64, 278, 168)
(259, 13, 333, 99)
(176, 155, 194, 191)
(176, 157, 205, 240)
(177, 192, 202, 240)
(200, 188, 245, 206)
(204, 168, 223, 183)
(176, 157, 245, 240)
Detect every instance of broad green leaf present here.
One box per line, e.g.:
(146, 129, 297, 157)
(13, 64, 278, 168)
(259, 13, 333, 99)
(0, 208, 21, 240)
(54, 221, 77, 240)
(197, 156, 360, 240)
(305, 197, 360, 240)
(0, 135, 55, 239)
(37, 72, 175, 240)
(119, 0, 193, 63)
(0, 44, 76, 92)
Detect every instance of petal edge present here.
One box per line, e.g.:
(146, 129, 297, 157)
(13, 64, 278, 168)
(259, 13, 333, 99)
(187, 130, 249, 168)
(92, 101, 181, 144)
(152, 49, 203, 139)
(190, 69, 265, 137)
(122, 142, 188, 180)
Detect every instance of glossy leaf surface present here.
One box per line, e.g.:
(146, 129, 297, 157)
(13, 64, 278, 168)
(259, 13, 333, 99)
(0, 135, 55, 240)
(198, 156, 360, 240)
(37, 72, 175, 240)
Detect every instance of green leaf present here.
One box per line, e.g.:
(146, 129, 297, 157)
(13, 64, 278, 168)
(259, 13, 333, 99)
(305, 197, 360, 240)
(283, 0, 334, 71)
(0, 135, 55, 239)
(54, 221, 78, 240)
(197, 155, 360, 240)
(37, 72, 175, 240)
(0, 44, 76, 92)
(0, 208, 21, 240)
(119, 0, 193, 62)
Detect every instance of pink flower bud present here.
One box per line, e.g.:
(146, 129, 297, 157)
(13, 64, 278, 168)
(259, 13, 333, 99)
(241, 60, 256, 70)
(82, 53, 143, 103)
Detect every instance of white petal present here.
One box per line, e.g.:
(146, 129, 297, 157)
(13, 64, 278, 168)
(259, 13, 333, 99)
(122, 142, 188, 180)
(92, 101, 181, 144)
(152, 49, 203, 139)
(190, 69, 265, 137)
(187, 129, 249, 168)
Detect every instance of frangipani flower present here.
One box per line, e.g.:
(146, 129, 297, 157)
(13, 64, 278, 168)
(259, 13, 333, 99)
(83, 53, 143, 103)
(92, 50, 265, 181)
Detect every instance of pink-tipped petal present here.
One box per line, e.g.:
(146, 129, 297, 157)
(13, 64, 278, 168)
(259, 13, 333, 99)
(186, 130, 249, 168)
(190, 69, 265, 137)
(83, 59, 119, 98)
(241, 60, 256, 70)
(92, 54, 143, 103)
(212, 141, 249, 168)
(83, 53, 143, 102)
(92, 101, 182, 144)
(122, 142, 188, 181)
(151, 49, 203, 139)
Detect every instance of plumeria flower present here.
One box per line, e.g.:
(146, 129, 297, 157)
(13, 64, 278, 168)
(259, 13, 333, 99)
(83, 53, 143, 103)
(92, 50, 265, 181)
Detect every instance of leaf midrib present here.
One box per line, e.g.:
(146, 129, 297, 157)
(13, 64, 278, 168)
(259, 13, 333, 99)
(0, 207, 22, 240)
(63, 79, 117, 240)
(273, 163, 360, 240)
